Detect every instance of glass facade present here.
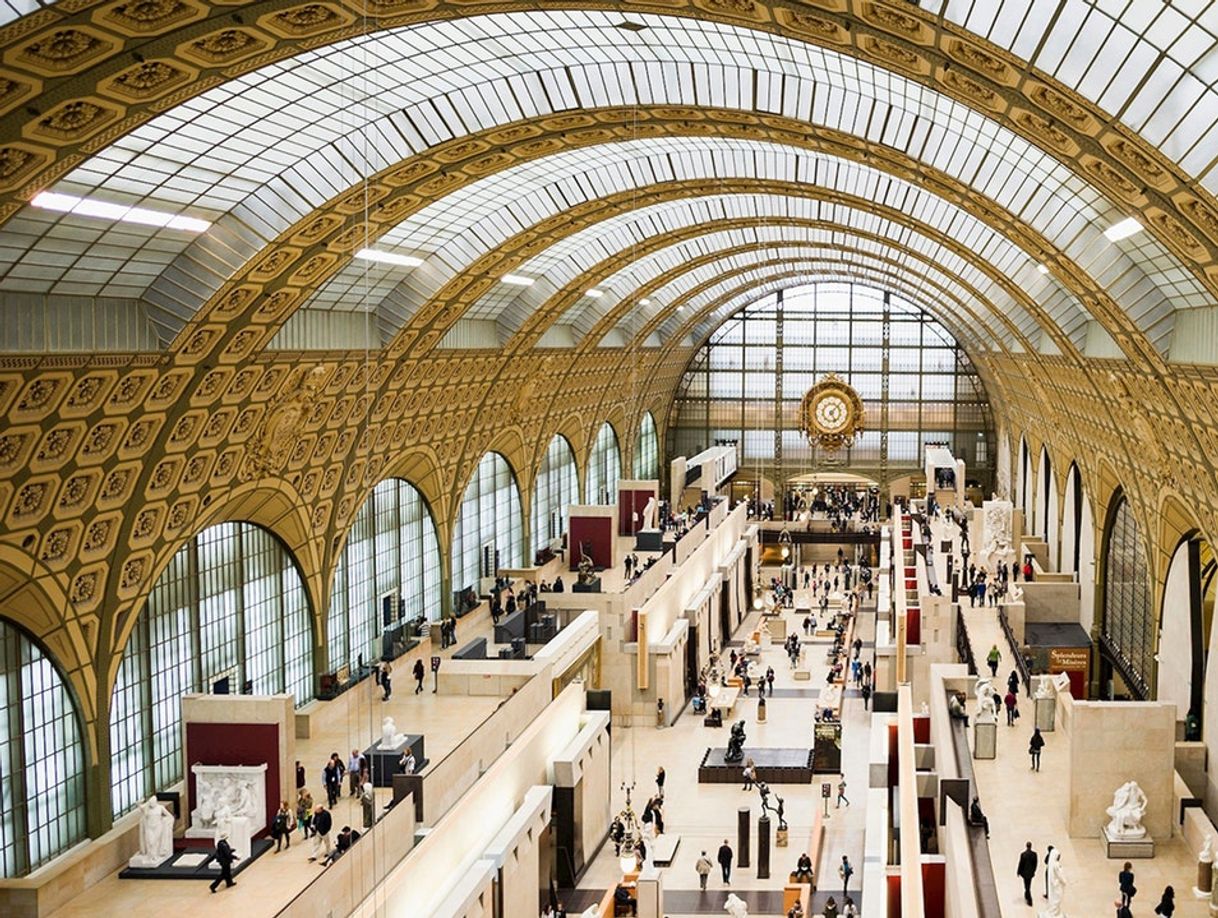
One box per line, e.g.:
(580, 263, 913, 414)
(532, 435, 579, 558)
(108, 523, 313, 819)
(328, 479, 442, 674)
(1103, 494, 1155, 699)
(0, 620, 87, 877)
(453, 452, 524, 593)
(669, 282, 992, 483)
(634, 412, 659, 480)
(585, 423, 621, 504)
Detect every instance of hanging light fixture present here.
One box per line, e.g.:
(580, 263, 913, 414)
(616, 781, 641, 873)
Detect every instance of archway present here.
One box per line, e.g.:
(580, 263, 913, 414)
(585, 422, 622, 505)
(453, 452, 524, 601)
(0, 618, 88, 876)
(1161, 535, 1216, 734)
(634, 412, 660, 480)
(108, 522, 314, 820)
(532, 435, 579, 561)
(1099, 491, 1155, 699)
(1037, 447, 1059, 568)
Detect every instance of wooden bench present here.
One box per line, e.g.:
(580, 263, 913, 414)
(595, 873, 639, 917)
(783, 882, 811, 915)
(786, 808, 825, 892)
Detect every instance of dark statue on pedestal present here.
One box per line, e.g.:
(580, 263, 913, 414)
(725, 720, 747, 762)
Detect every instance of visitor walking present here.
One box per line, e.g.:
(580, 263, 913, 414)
(309, 804, 333, 862)
(656, 766, 665, 798)
(414, 657, 425, 693)
(296, 787, 313, 837)
(380, 660, 392, 701)
(1154, 885, 1175, 916)
(208, 833, 236, 892)
(836, 778, 850, 808)
(272, 800, 293, 852)
(695, 850, 713, 890)
(1119, 861, 1136, 907)
(742, 758, 757, 791)
(839, 854, 854, 897)
(987, 644, 1002, 677)
(1017, 842, 1038, 905)
(717, 839, 733, 883)
(1029, 727, 1045, 771)
(1004, 690, 1019, 726)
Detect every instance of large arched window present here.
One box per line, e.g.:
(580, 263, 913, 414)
(0, 620, 87, 876)
(329, 479, 442, 673)
(453, 452, 524, 593)
(585, 423, 621, 504)
(1101, 494, 1155, 699)
(109, 522, 313, 819)
(634, 412, 659, 479)
(532, 436, 579, 558)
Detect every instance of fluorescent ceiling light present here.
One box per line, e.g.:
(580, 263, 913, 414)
(1037, 264, 1049, 275)
(32, 191, 210, 232)
(639, 298, 651, 306)
(586, 288, 604, 298)
(502, 273, 535, 286)
(354, 248, 423, 267)
(1104, 217, 1143, 242)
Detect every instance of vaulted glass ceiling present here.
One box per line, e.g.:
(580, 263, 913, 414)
(0, 9, 1208, 359)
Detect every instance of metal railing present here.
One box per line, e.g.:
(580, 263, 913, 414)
(997, 606, 1032, 696)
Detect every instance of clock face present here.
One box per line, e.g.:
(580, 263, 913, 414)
(814, 394, 849, 432)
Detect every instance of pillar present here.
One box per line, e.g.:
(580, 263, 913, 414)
(737, 806, 750, 868)
(757, 815, 771, 879)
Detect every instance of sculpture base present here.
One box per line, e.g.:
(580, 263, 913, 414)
(1102, 826, 1155, 859)
(365, 734, 426, 787)
(119, 839, 273, 880)
(635, 530, 663, 552)
(1035, 697, 1056, 732)
(698, 747, 814, 784)
(973, 720, 997, 759)
(572, 577, 602, 593)
(775, 828, 788, 847)
(128, 853, 172, 869)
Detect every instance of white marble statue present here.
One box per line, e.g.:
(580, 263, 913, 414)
(1202, 834, 1213, 864)
(1040, 846, 1066, 918)
(724, 892, 750, 918)
(381, 716, 406, 749)
(1106, 780, 1149, 839)
(129, 796, 175, 867)
(1034, 675, 1053, 700)
(642, 496, 658, 531)
(975, 677, 998, 722)
(188, 763, 267, 845)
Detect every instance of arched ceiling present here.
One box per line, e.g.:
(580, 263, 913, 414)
(0, 3, 1215, 372)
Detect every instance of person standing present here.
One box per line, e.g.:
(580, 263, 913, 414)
(360, 782, 376, 830)
(695, 850, 713, 890)
(1004, 690, 1019, 726)
(324, 753, 344, 807)
(766, 666, 775, 697)
(295, 760, 306, 791)
(1119, 861, 1136, 907)
(987, 644, 1002, 677)
(836, 778, 850, 808)
(209, 833, 236, 892)
(1007, 670, 1021, 696)
(717, 839, 734, 883)
(656, 766, 666, 798)
(742, 758, 757, 791)
(1029, 727, 1045, 771)
(348, 749, 363, 797)
(309, 804, 333, 862)
(839, 854, 854, 897)
(1017, 842, 1038, 906)
(381, 660, 392, 701)
(1154, 885, 1175, 916)
(861, 681, 872, 710)
(296, 787, 314, 837)
(413, 657, 425, 694)
(399, 748, 416, 775)
(272, 800, 293, 852)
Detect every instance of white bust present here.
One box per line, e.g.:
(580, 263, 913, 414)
(1034, 675, 1053, 699)
(382, 716, 405, 748)
(724, 893, 749, 918)
(1105, 780, 1149, 839)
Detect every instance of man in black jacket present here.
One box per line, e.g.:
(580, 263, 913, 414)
(209, 834, 236, 892)
(717, 839, 733, 884)
(309, 804, 333, 862)
(1017, 842, 1038, 905)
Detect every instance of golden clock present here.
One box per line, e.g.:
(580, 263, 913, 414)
(800, 374, 865, 451)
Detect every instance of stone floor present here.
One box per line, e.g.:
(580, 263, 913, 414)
(51, 611, 512, 918)
(572, 570, 874, 917)
(928, 515, 1209, 918)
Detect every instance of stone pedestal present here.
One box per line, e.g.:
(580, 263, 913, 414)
(757, 815, 771, 880)
(1035, 697, 1056, 732)
(776, 827, 788, 848)
(637, 865, 663, 918)
(365, 734, 426, 787)
(225, 815, 253, 862)
(635, 530, 663, 552)
(974, 720, 997, 759)
(1194, 856, 1213, 898)
(737, 807, 750, 869)
(1102, 826, 1155, 859)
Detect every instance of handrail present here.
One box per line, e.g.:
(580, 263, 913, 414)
(954, 615, 977, 676)
(996, 607, 1031, 697)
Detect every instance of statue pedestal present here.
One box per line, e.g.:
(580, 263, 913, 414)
(1035, 697, 1056, 732)
(1102, 826, 1155, 859)
(1194, 856, 1213, 897)
(973, 720, 997, 759)
(635, 530, 663, 552)
(776, 827, 788, 847)
(226, 815, 253, 862)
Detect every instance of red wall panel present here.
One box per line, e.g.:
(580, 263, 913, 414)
(186, 722, 280, 836)
(569, 516, 613, 569)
